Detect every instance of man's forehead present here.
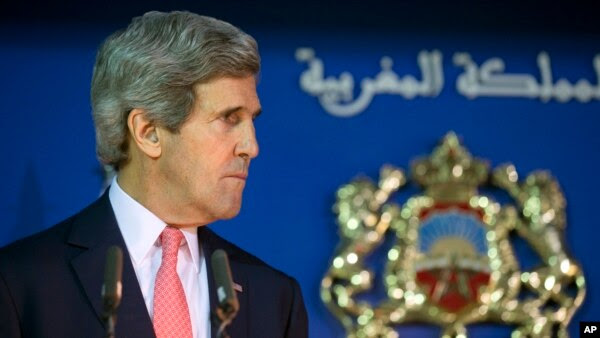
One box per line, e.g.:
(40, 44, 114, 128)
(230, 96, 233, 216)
(192, 76, 261, 115)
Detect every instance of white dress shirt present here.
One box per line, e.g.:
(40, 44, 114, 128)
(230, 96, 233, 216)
(109, 177, 210, 338)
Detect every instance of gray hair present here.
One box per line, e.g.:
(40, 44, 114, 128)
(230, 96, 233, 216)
(91, 11, 260, 169)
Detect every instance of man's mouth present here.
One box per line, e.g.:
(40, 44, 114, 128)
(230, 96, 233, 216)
(225, 173, 248, 180)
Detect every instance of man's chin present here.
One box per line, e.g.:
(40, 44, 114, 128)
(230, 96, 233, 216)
(217, 202, 242, 220)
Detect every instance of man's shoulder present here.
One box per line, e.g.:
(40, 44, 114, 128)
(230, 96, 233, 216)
(201, 227, 299, 286)
(200, 228, 308, 336)
(0, 215, 81, 296)
(0, 216, 74, 265)
(0, 195, 107, 269)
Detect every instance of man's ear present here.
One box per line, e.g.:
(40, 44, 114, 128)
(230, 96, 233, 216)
(127, 108, 162, 159)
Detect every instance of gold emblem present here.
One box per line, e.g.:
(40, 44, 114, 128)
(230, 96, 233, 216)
(321, 132, 585, 337)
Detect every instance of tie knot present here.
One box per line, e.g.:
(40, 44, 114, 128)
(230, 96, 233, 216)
(160, 227, 184, 258)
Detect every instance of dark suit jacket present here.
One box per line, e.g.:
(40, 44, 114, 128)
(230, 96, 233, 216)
(0, 192, 308, 338)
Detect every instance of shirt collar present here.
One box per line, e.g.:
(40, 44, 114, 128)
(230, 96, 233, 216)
(108, 176, 201, 273)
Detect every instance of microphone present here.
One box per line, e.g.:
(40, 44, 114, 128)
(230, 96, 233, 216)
(211, 249, 239, 338)
(102, 245, 123, 338)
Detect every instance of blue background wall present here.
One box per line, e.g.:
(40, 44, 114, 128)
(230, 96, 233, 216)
(1, 1, 599, 337)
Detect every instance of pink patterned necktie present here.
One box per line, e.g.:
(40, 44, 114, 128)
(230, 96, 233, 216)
(153, 227, 193, 338)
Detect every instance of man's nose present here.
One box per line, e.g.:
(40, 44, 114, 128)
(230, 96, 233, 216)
(235, 121, 259, 160)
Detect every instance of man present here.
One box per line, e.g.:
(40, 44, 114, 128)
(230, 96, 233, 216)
(0, 11, 307, 338)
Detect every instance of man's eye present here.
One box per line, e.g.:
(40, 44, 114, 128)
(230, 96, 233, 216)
(222, 113, 239, 124)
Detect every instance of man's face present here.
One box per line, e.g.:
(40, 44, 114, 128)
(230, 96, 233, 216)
(158, 76, 261, 225)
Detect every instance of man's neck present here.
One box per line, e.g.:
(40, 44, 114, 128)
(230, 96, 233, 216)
(117, 163, 213, 228)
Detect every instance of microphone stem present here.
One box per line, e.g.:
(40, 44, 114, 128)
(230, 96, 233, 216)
(105, 314, 116, 338)
(216, 319, 231, 338)
(214, 313, 234, 338)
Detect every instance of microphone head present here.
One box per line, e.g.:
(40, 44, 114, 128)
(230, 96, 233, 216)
(211, 249, 239, 321)
(102, 245, 123, 313)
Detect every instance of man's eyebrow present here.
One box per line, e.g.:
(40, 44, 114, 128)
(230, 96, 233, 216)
(214, 106, 262, 118)
(215, 106, 243, 117)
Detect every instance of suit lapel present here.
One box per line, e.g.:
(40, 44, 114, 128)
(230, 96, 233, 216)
(199, 227, 249, 338)
(68, 192, 156, 338)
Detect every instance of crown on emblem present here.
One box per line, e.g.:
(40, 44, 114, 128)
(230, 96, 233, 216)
(411, 132, 488, 201)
